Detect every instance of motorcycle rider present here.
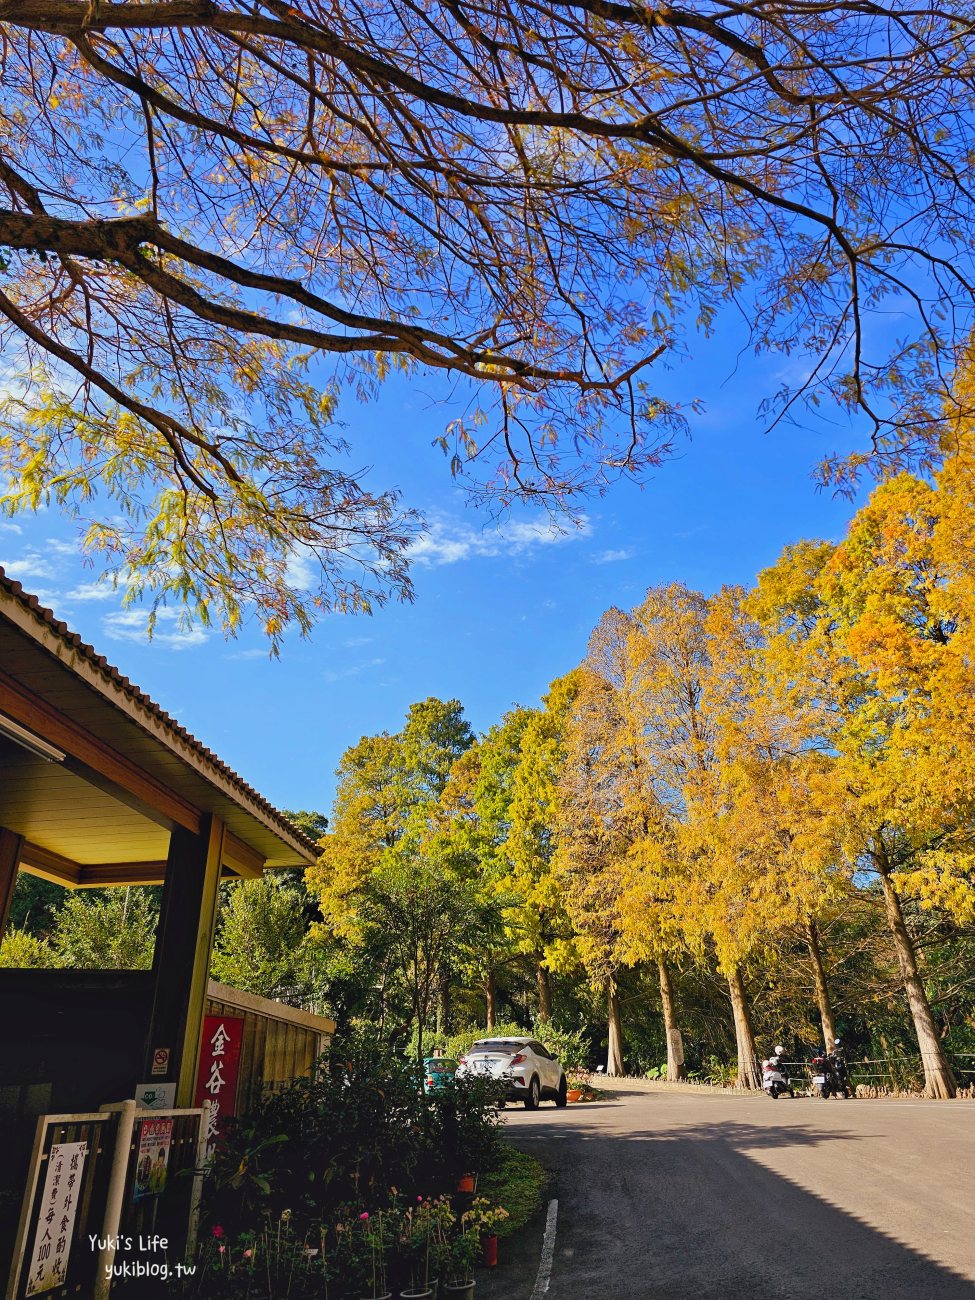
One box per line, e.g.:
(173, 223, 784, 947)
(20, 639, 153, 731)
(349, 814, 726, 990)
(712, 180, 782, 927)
(762, 1045, 793, 1097)
(829, 1038, 850, 1095)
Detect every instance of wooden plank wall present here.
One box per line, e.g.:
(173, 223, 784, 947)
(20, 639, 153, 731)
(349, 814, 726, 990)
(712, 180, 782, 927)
(204, 995, 325, 1114)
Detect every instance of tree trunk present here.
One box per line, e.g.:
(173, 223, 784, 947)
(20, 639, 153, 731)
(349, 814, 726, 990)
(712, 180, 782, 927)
(657, 957, 685, 1081)
(727, 967, 761, 1089)
(804, 916, 837, 1049)
(606, 976, 624, 1076)
(875, 847, 956, 1098)
(436, 970, 450, 1041)
(484, 969, 496, 1030)
(536, 960, 553, 1024)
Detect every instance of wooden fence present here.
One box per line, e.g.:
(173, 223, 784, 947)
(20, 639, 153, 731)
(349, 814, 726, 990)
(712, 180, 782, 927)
(204, 981, 335, 1114)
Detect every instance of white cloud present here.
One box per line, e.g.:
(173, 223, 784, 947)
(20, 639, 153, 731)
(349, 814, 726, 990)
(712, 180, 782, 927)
(102, 606, 209, 650)
(593, 548, 634, 564)
(45, 538, 80, 558)
(0, 521, 23, 535)
(408, 514, 592, 567)
(0, 553, 63, 583)
(322, 656, 386, 684)
(65, 580, 119, 602)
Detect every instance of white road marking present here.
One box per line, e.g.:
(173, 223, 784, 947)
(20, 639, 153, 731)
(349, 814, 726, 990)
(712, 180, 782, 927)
(530, 1198, 559, 1300)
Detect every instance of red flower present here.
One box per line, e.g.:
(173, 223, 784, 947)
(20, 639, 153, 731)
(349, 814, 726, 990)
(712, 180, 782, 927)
(359, 1211, 369, 1221)
(212, 1226, 225, 1240)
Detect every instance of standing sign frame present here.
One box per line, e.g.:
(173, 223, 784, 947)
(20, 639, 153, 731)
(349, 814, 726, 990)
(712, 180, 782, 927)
(5, 1113, 114, 1300)
(5, 1102, 210, 1300)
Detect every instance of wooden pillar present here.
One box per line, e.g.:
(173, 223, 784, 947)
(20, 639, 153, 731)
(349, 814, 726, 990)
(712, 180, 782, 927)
(145, 816, 224, 1106)
(0, 825, 24, 943)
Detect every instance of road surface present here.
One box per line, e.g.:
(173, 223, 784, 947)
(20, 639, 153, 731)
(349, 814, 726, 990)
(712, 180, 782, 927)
(481, 1080, 975, 1299)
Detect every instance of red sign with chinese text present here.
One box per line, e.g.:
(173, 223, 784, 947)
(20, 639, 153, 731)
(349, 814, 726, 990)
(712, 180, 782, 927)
(193, 1014, 243, 1154)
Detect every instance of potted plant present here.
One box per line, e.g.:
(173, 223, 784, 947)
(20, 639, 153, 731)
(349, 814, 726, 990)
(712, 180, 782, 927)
(440, 1223, 479, 1299)
(332, 1209, 394, 1300)
(467, 1198, 508, 1275)
(398, 1196, 452, 1299)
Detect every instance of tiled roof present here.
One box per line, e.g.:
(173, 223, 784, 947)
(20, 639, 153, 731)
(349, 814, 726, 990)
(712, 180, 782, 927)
(0, 566, 320, 861)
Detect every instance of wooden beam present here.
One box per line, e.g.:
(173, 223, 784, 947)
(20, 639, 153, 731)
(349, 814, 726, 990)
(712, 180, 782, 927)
(18, 840, 81, 886)
(0, 826, 24, 941)
(0, 668, 202, 835)
(222, 829, 265, 879)
(77, 861, 168, 887)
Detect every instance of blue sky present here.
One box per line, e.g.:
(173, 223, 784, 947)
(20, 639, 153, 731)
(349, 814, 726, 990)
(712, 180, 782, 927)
(0, 319, 869, 817)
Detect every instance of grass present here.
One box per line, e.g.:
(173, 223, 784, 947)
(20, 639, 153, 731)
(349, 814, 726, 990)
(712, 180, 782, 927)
(479, 1144, 549, 1238)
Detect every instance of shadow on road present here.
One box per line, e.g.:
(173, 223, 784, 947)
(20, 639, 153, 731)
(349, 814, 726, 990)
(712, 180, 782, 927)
(480, 1117, 975, 1300)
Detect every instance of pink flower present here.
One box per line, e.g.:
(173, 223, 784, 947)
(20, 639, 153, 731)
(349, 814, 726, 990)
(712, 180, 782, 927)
(212, 1226, 225, 1240)
(218, 1245, 226, 1255)
(417, 1196, 423, 1203)
(359, 1212, 369, 1221)
(243, 1250, 252, 1259)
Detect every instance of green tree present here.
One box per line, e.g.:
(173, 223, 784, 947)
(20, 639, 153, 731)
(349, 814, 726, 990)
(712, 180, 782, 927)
(358, 856, 480, 1060)
(211, 875, 326, 1004)
(6, 874, 65, 937)
(310, 698, 475, 1036)
(506, 678, 583, 1027)
(48, 888, 158, 969)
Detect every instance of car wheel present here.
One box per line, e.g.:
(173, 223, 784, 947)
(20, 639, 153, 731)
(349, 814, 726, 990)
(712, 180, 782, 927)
(524, 1076, 540, 1110)
(555, 1075, 568, 1108)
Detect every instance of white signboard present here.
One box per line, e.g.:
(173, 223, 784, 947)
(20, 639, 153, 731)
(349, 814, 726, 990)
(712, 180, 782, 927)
(25, 1140, 88, 1296)
(136, 1081, 177, 1111)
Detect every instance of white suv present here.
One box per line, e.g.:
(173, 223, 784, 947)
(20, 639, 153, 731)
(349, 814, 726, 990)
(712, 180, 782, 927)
(455, 1037, 568, 1109)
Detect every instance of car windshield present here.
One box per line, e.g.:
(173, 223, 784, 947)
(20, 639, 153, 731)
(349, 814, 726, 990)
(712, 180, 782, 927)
(470, 1040, 527, 1053)
(426, 1058, 456, 1069)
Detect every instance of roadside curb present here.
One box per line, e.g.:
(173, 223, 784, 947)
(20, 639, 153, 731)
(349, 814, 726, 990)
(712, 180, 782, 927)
(475, 1187, 555, 1300)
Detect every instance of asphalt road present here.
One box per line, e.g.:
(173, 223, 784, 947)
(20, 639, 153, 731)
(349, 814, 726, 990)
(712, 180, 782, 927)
(480, 1081, 975, 1300)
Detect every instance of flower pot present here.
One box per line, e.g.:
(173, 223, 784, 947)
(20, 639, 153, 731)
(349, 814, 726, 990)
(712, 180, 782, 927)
(360, 1294, 393, 1300)
(399, 1289, 435, 1299)
(481, 1234, 498, 1268)
(566, 1088, 583, 1102)
(442, 1283, 475, 1299)
(456, 1173, 476, 1193)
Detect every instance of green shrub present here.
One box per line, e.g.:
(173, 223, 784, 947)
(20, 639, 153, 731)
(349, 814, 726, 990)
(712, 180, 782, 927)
(433, 1021, 529, 1061)
(432, 1021, 589, 1073)
(478, 1147, 549, 1238)
(532, 1024, 589, 1073)
(0, 927, 55, 967)
(204, 1026, 506, 1234)
(703, 1055, 738, 1087)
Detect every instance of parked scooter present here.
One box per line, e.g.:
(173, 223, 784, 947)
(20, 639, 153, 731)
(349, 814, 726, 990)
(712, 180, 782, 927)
(810, 1041, 851, 1099)
(762, 1045, 795, 1098)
